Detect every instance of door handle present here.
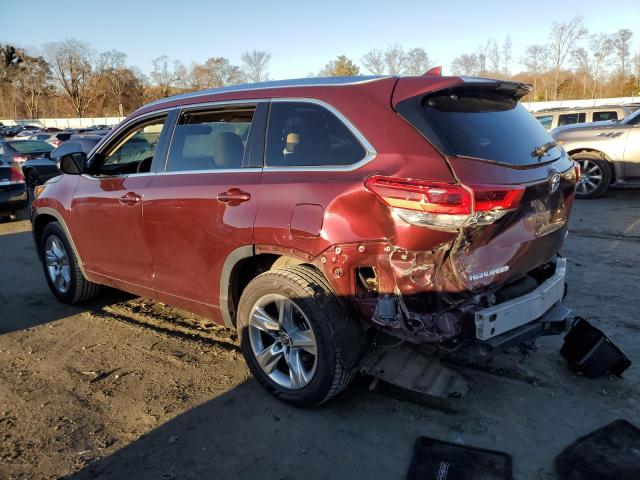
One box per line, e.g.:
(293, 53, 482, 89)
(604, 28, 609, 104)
(217, 188, 251, 206)
(119, 192, 141, 206)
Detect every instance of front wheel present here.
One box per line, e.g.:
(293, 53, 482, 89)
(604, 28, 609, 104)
(40, 221, 101, 304)
(237, 265, 367, 407)
(572, 153, 612, 199)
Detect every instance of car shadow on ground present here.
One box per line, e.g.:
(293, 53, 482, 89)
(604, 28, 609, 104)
(68, 377, 415, 480)
(0, 227, 136, 335)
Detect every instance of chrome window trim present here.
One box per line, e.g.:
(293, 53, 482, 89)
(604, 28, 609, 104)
(155, 167, 262, 176)
(263, 97, 377, 172)
(91, 97, 377, 176)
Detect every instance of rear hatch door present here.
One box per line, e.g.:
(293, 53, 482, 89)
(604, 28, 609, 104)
(395, 79, 577, 292)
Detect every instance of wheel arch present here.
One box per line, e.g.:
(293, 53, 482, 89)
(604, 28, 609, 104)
(32, 207, 88, 277)
(567, 148, 618, 182)
(220, 247, 316, 328)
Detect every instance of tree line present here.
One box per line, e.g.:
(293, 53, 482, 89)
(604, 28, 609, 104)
(0, 16, 638, 120)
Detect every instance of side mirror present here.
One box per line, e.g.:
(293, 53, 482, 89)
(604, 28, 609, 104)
(58, 152, 87, 175)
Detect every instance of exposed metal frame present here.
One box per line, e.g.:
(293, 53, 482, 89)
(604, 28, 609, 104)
(474, 258, 567, 341)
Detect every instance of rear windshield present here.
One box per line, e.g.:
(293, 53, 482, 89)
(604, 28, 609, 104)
(397, 87, 562, 166)
(8, 140, 54, 153)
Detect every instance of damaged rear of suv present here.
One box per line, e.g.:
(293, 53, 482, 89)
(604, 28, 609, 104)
(356, 78, 577, 351)
(32, 74, 578, 407)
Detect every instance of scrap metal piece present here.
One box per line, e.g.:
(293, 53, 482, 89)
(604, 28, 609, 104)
(359, 344, 469, 399)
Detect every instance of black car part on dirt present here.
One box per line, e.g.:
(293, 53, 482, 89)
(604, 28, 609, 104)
(560, 317, 631, 378)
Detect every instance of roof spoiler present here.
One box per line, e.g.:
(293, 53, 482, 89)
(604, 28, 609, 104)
(392, 76, 533, 107)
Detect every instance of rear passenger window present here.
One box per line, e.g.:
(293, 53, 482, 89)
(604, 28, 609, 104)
(166, 107, 254, 172)
(593, 111, 618, 122)
(558, 113, 586, 126)
(266, 102, 366, 167)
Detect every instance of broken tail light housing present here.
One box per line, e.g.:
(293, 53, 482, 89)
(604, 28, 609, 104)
(365, 176, 524, 230)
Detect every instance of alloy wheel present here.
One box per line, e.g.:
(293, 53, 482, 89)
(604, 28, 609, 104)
(248, 294, 318, 390)
(45, 235, 71, 293)
(577, 159, 603, 196)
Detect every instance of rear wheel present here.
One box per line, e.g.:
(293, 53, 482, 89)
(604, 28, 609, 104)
(40, 222, 101, 304)
(572, 153, 611, 199)
(237, 265, 367, 407)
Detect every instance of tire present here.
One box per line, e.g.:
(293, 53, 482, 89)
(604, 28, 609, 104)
(572, 153, 612, 199)
(40, 221, 101, 304)
(25, 170, 40, 199)
(237, 265, 367, 407)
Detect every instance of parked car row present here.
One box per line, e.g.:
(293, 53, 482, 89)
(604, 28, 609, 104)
(552, 107, 640, 198)
(534, 104, 640, 131)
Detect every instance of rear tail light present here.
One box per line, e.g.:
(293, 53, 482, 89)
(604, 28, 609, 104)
(10, 161, 25, 183)
(365, 176, 524, 230)
(573, 160, 581, 181)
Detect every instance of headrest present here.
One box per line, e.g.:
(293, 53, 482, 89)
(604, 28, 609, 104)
(212, 131, 244, 168)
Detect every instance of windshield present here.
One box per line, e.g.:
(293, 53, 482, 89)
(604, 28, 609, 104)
(397, 87, 562, 166)
(623, 108, 640, 125)
(8, 140, 54, 153)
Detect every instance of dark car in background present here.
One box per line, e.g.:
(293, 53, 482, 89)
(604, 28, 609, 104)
(0, 124, 42, 138)
(22, 136, 101, 195)
(28, 132, 73, 148)
(0, 140, 54, 216)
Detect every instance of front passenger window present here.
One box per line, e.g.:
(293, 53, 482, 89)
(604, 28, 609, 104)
(99, 118, 165, 175)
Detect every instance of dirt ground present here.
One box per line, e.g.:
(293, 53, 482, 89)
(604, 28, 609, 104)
(1, 190, 639, 480)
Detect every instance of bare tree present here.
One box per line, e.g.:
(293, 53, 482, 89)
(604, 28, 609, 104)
(633, 50, 640, 93)
(522, 45, 550, 100)
(589, 33, 614, 98)
(571, 47, 591, 97)
(384, 44, 406, 75)
(44, 39, 97, 117)
(487, 38, 500, 74)
(361, 49, 385, 75)
(547, 16, 588, 100)
(476, 40, 491, 76)
(502, 35, 513, 76)
(150, 55, 181, 98)
(13, 54, 50, 118)
(613, 29, 633, 95)
(97, 50, 128, 116)
(405, 48, 433, 75)
(241, 50, 271, 82)
(450, 53, 479, 76)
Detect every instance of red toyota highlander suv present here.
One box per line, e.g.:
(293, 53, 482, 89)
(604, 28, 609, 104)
(31, 75, 578, 406)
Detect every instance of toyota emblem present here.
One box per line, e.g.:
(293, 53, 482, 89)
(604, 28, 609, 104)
(549, 173, 561, 194)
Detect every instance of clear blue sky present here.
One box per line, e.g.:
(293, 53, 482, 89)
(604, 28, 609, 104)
(2, 0, 639, 78)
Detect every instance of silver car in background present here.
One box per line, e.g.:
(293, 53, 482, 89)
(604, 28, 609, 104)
(552, 109, 640, 198)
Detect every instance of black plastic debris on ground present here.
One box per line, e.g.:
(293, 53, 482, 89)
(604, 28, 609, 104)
(560, 317, 631, 378)
(556, 419, 640, 480)
(407, 436, 513, 480)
